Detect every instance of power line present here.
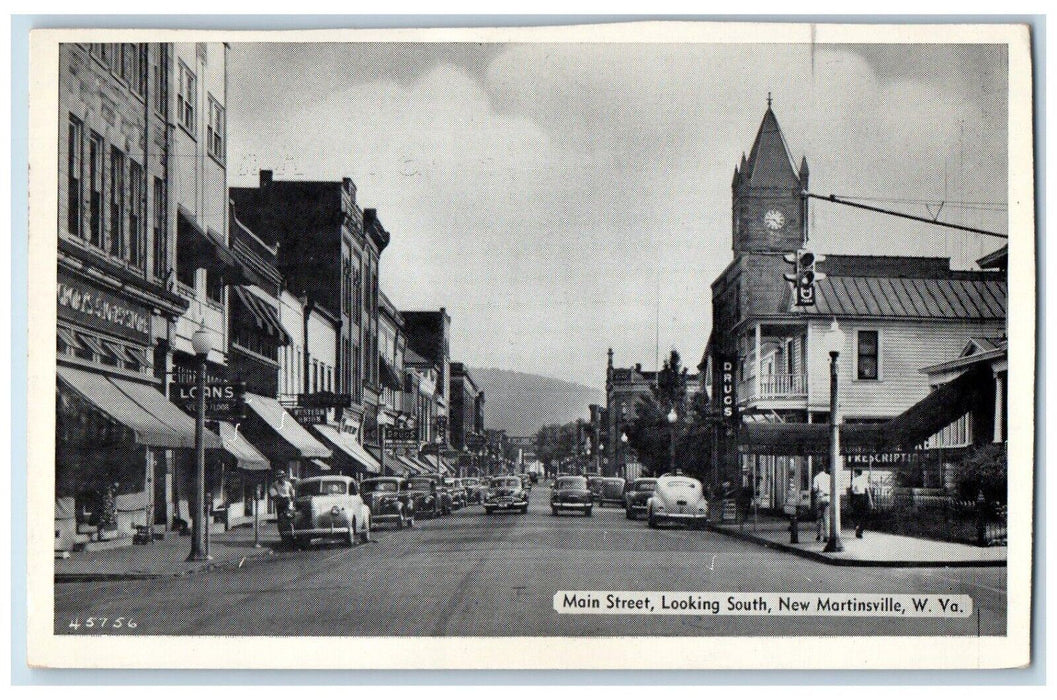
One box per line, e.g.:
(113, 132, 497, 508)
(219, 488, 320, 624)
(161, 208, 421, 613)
(804, 192, 1008, 240)
(831, 194, 1007, 212)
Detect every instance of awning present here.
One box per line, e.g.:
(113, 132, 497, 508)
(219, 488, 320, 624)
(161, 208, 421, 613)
(739, 366, 988, 456)
(882, 365, 989, 449)
(232, 286, 291, 345)
(242, 392, 331, 460)
(215, 421, 269, 471)
(739, 422, 887, 456)
(311, 459, 332, 471)
(177, 207, 244, 282)
(312, 423, 381, 474)
(380, 355, 403, 391)
(57, 366, 219, 449)
(398, 456, 426, 475)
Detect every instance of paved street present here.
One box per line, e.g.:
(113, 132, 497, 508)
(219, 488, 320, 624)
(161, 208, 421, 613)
(55, 488, 1006, 637)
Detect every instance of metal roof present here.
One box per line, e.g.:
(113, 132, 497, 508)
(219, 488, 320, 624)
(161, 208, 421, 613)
(802, 275, 1006, 320)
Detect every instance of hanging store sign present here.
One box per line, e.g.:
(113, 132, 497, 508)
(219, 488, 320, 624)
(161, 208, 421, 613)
(715, 352, 739, 425)
(298, 392, 352, 409)
(387, 427, 419, 444)
(57, 273, 151, 343)
(289, 406, 328, 426)
(170, 381, 246, 420)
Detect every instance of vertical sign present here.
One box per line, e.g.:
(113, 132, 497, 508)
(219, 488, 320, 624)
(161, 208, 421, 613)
(715, 352, 739, 425)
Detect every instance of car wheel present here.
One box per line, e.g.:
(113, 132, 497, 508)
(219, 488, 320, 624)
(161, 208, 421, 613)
(484, 507, 493, 515)
(648, 509, 658, 528)
(626, 508, 635, 520)
(585, 508, 592, 517)
(520, 505, 528, 514)
(407, 517, 414, 528)
(396, 512, 406, 529)
(296, 536, 312, 549)
(551, 507, 559, 516)
(346, 520, 356, 547)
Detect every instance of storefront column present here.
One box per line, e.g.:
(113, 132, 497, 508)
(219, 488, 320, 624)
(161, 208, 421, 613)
(993, 371, 1005, 443)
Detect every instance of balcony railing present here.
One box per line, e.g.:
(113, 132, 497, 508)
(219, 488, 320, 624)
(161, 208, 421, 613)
(739, 372, 808, 404)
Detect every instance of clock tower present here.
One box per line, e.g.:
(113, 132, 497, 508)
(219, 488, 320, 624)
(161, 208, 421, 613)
(731, 100, 809, 254)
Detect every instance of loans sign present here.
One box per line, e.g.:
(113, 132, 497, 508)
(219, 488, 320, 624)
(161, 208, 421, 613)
(171, 382, 246, 420)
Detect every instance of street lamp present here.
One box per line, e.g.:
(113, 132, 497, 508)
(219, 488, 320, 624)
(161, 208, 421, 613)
(187, 323, 213, 562)
(822, 318, 846, 553)
(618, 431, 628, 480)
(667, 407, 678, 475)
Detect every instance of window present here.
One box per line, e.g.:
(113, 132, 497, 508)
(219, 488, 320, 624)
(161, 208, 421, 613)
(119, 43, 135, 85)
(207, 96, 224, 162)
(128, 160, 144, 269)
(109, 147, 125, 258)
(206, 269, 223, 304)
(66, 116, 83, 238)
(136, 44, 148, 96)
(152, 45, 168, 115)
(88, 133, 104, 247)
(177, 61, 196, 133)
(152, 177, 167, 280)
(856, 330, 879, 380)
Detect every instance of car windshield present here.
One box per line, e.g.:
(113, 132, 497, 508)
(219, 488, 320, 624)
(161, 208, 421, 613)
(633, 480, 657, 492)
(361, 480, 399, 493)
(490, 478, 521, 489)
(407, 478, 433, 490)
(557, 477, 587, 490)
(297, 479, 348, 497)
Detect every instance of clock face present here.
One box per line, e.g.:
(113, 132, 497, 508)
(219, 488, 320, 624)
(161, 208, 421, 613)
(764, 209, 786, 230)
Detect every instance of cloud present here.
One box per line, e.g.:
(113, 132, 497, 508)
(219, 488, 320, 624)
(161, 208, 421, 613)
(228, 42, 1007, 386)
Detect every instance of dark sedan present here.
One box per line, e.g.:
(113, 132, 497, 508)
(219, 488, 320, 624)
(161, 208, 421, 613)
(483, 476, 529, 514)
(551, 475, 592, 517)
(360, 477, 414, 528)
(624, 477, 657, 520)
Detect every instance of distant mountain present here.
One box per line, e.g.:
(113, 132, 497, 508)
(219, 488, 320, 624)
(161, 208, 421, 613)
(468, 367, 604, 438)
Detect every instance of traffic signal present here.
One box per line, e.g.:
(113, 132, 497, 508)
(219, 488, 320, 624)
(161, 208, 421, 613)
(783, 249, 826, 306)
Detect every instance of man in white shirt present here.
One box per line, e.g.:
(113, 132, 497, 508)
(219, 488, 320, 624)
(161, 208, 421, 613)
(849, 468, 872, 538)
(813, 466, 831, 541)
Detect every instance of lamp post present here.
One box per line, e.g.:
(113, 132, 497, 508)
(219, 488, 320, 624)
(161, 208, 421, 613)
(187, 324, 213, 562)
(667, 407, 678, 475)
(823, 318, 846, 553)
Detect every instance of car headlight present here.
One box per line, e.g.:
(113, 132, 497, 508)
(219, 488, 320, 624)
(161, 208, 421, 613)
(331, 505, 341, 516)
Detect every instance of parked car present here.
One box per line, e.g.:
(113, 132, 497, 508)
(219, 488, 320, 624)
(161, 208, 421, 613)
(462, 477, 484, 504)
(646, 474, 709, 529)
(551, 475, 593, 516)
(624, 478, 658, 520)
(286, 475, 371, 547)
(360, 477, 414, 529)
(404, 475, 448, 518)
(443, 477, 468, 510)
(597, 477, 627, 507)
(483, 475, 529, 514)
(586, 475, 605, 502)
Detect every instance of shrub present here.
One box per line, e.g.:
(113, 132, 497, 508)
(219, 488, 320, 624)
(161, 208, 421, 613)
(953, 443, 1007, 503)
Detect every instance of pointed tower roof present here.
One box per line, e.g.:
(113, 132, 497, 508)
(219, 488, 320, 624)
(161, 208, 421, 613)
(743, 104, 801, 189)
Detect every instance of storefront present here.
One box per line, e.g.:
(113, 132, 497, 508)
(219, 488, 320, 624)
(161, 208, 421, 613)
(311, 421, 381, 478)
(55, 262, 196, 550)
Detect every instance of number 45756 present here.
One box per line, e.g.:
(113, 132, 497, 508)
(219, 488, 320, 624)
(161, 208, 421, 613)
(68, 617, 137, 630)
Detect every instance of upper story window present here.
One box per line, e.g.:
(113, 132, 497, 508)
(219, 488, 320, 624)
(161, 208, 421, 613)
(856, 330, 880, 380)
(128, 159, 145, 270)
(152, 177, 167, 281)
(109, 147, 125, 259)
(88, 133, 104, 248)
(66, 115, 83, 239)
(207, 95, 224, 163)
(177, 60, 197, 134)
(152, 45, 168, 116)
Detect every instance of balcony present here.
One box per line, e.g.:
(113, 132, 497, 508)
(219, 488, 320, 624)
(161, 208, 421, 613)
(739, 372, 808, 405)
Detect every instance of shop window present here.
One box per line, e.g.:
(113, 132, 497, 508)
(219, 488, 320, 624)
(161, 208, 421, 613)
(66, 115, 83, 238)
(856, 330, 880, 381)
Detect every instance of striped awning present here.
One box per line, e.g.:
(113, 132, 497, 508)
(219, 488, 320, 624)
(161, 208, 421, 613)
(312, 423, 381, 474)
(233, 286, 291, 345)
(216, 421, 269, 471)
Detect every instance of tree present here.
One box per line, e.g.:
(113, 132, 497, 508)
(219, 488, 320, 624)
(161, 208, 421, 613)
(535, 421, 581, 475)
(626, 350, 692, 477)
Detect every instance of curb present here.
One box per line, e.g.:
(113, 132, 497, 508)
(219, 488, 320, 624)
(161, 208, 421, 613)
(707, 523, 1007, 568)
(55, 547, 281, 583)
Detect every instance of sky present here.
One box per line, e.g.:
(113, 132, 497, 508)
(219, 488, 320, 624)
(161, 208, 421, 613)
(227, 41, 1008, 388)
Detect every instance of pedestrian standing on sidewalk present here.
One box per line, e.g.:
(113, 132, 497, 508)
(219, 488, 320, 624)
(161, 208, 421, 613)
(850, 468, 872, 538)
(813, 466, 831, 541)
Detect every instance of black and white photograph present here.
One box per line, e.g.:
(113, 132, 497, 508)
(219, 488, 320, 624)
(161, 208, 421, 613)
(26, 22, 1034, 669)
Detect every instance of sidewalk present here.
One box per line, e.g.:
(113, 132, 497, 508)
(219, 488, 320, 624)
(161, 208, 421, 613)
(55, 526, 283, 582)
(708, 514, 1006, 567)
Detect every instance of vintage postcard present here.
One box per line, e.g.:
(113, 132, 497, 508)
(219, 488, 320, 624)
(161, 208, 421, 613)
(26, 22, 1033, 670)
